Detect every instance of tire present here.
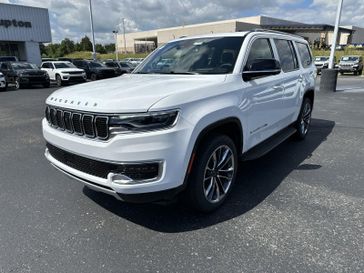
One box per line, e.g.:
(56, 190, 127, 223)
(184, 134, 238, 212)
(56, 74, 63, 87)
(90, 73, 98, 81)
(14, 78, 20, 90)
(294, 97, 313, 140)
(0, 86, 6, 92)
(359, 70, 363, 76)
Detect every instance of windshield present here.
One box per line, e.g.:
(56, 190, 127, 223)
(54, 62, 76, 69)
(315, 57, 329, 61)
(88, 62, 104, 68)
(341, 56, 359, 62)
(105, 62, 118, 68)
(11, 63, 38, 70)
(134, 37, 244, 75)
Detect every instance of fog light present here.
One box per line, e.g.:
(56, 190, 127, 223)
(109, 162, 161, 184)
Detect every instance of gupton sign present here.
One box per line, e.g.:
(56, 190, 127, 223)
(0, 19, 32, 28)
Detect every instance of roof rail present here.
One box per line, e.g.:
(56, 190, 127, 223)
(245, 28, 304, 39)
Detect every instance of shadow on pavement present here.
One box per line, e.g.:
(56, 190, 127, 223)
(83, 118, 335, 233)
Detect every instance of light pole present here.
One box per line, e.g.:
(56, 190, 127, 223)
(88, 0, 97, 61)
(122, 18, 127, 54)
(320, 0, 344, 92)
(329, 0, 344, 69)
(112, 30, 119, 61)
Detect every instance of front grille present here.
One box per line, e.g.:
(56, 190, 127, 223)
(47, 143, 160, 180)
(68, 71, 83, 75)
(45, 106, 109, 140)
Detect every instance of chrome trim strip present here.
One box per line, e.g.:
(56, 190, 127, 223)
(82, 114, 96, 138)
(71, 112, 84, 136)
(63, 111, 74, 133)
(95, 116, 109, 140)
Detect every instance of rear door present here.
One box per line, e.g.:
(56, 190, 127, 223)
(272, 39, 302, 125)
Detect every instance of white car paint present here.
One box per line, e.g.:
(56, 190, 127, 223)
(43, 31, 316, 199)
(41, 61, 86, 83)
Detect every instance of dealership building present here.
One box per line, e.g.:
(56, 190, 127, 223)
(117, 15, 364, 53)
(0, 3, 51, 65)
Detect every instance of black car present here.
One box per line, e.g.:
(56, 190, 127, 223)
(72, 60, 117, 81)
(0, 62, 50, 89)
(101, 61, 124, 76)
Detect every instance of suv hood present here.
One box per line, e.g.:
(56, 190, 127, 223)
(46, 74, 227, 113)
(58, 68, 84, 73)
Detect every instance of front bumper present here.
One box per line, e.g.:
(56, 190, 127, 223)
(42, 117, 194, 198)
(20, 76, 49, 84)
(339, 66, 360, 72)
(61, 74, 87, 82)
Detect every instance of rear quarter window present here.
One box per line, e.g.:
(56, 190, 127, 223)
(296, 42, 312, 68)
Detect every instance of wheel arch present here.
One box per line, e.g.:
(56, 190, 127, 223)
(184, 117, 244, 187)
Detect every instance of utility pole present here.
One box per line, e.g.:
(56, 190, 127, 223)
(329, 0, 344, 69)
(122, 18, 127, 54)
(112, 30, 119, 61)
(88, 0, 97, 61)
(320, 0, 344, 93)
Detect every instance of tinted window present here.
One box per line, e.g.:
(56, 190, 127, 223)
(134, 37, 245, 75)
(42, 63, 51, 68)
(296, 42, 312, 68)
(274, 39, 299, 72)
(246, 38, 274, 67)
(54, 62, 76, 69)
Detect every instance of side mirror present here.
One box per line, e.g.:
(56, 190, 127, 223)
(243, 59, 281, 81)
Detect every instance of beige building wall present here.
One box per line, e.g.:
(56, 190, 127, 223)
(157, 21, 237, 45)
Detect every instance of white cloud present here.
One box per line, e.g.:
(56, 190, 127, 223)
(0, 0, 363, 43)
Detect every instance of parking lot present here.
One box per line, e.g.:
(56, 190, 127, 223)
(0, 77, 363, 273)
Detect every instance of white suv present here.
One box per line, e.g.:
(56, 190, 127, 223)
(43, 30, 316, 212)
(41, 61, 87, 87)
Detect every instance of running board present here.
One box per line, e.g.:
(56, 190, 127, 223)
(242, 126, 297, 161)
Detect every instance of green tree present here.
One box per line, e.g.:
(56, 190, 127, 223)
(59, 38, 75, 56)
(80, 35, 93, 51)
(104, 43, 115, 53)
(96, 44, 107, 54)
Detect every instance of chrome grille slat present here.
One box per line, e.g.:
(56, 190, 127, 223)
(45, 106, 109, 140)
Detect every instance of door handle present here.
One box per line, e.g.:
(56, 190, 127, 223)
(273, 85, 283, 90)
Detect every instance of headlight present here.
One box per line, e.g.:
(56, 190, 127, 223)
(353, 64, 359, 68)
(109, 110, 179, 134)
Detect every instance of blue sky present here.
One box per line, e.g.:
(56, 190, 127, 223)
(1, 0, 363, 43)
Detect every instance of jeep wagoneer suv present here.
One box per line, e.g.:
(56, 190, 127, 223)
(43, 30, 316, 212)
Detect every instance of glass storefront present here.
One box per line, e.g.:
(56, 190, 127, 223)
(0, 42, 20, 58)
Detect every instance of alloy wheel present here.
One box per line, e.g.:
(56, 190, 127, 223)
(300, 101, 312, 135)
(203, 145, 235, 203)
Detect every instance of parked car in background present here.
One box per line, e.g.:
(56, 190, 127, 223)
(0, 62, 50, 89)
(314, 56, 334, 74)
(101, 61, 123, 76)
(0, 72, 6, 91)
(41, 61, 87, 87)
(338, 55, 363, 75)
(43, 31, 316, 212)
(122, 58, 144, 67)
(118, 61, 134, 73)
(72, 60, 117, 81)
(0, 56, 18, 62)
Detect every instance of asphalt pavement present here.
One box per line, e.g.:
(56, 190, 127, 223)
(0, 78, 363, 273)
